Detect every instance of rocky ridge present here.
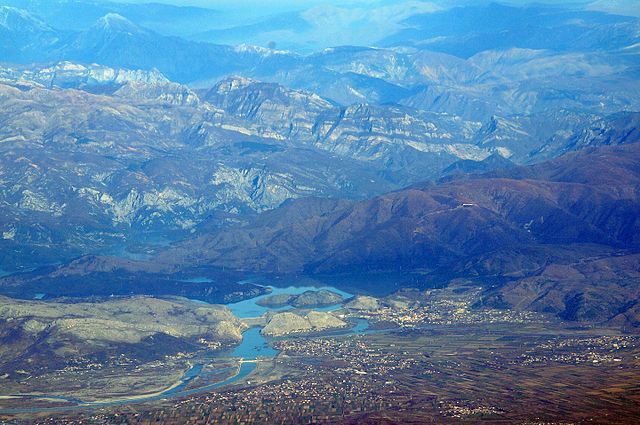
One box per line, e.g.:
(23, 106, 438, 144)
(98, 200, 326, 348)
(261, 311, 347, 337)
(0, 295, 245, 376)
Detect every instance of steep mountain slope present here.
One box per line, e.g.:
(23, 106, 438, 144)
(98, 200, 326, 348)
(58, 14, 246, 83)
(1, 58, 638, 272)
(482, 253, 640, 327)
(0, 6, 63, 62)
(0, 80, 395, 269)
(441, 153, 515, 178)
(165, 142, 640, 273)
(0, 65, 489, 271)
(204, 76, 488, 164)
(0, 0, 223, 35)
(4, 135, 639, 327)
(152, 143, 640, 327)
(202, 77, 335, 141)
(556, 112, 640, 153)
(0, 9, 299, 84)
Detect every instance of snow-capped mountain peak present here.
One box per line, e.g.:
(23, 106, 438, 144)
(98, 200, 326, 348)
(94, 13, 141, 35)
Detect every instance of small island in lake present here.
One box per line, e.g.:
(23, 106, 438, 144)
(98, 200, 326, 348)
(256, 289, 344, 309)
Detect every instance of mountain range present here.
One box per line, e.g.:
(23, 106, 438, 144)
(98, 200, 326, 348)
(5, 142, 639, 328)
(0, 1, 639, 331)
(162, 142, 640, 273)
(1, 59, 637, 271)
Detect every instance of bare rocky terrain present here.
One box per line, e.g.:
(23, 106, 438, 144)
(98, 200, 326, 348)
(0, 296, 244, 377)
(261, 311, 347, 337)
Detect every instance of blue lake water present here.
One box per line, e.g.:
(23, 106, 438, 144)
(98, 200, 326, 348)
(216, 282, 359, 362)
(351, 318, 370, 333)
(0, 279, 375, 414)
(227, 327, 278, 359)
(227, 284, 353, 318)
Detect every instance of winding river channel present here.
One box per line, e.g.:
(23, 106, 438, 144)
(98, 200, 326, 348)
(0, 282, 374, 414)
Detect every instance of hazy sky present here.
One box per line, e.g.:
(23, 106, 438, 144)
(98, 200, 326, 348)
(110, 0, 593, 11)
(113, 0, 396, 10)
(109, 0, 640, 19)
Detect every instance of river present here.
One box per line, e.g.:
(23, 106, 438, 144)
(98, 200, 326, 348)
(0, 281, 374, 414)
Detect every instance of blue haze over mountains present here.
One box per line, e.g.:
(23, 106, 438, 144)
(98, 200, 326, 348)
(0, 0, 640, 328)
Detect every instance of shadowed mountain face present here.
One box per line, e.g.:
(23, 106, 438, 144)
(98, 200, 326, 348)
(146, 143, 640, 327)
(0, 1, 639, 331)
(0, 65, 493, 269)
(0, 59, 639, 271)
(481, 253, 640, 327)
(162, 143, 640, 275)
(7, 142, 637, 327)
(441, 153, 515, 178)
